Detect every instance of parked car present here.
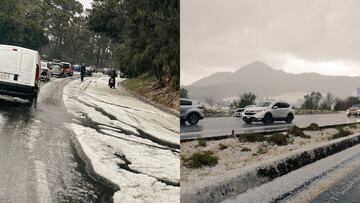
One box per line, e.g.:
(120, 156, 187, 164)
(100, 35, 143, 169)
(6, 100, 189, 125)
(0, 44, 41, 108)
(234, 105, 255, 117)
(61, 62, 73, 76)
(40, 61, 51, 82)
(90, 66, 97, 73)
(102, 68, 110, 75)
(180, 98, 205, 125)
(242, 101, 295, 124)
(85, 66, 93, 76)
(72, 64, 81, 72)
(347, 104, 360, 117)
(50, 62, 64, 77)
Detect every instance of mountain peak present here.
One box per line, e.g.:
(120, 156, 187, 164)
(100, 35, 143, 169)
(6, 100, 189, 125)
(235, 61, 274, 74)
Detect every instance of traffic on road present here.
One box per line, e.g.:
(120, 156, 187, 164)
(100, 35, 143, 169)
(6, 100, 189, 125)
(181, 111, 360, 140)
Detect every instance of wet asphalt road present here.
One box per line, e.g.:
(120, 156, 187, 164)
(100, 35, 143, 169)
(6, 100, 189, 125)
(312, 166, 360, 203)
(0, 78, 114, 202)
(180, 113, 360, 140)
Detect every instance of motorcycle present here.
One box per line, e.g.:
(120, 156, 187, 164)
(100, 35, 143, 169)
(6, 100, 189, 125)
(109, 77, 115, 88)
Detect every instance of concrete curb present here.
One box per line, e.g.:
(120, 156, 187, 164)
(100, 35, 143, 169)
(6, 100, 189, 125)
(118, 80, 179, 117)
(181, 132, 360, 203)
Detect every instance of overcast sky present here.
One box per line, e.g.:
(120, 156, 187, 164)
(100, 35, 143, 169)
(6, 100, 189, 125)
(181, 0, 360, 85)
(78, 0, 92, 10)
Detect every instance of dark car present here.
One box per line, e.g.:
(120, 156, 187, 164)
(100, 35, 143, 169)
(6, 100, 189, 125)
(72, 64, 81, 72)
(347, 104, 360, 117)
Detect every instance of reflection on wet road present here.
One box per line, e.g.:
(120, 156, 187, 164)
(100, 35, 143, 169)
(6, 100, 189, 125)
(312, 165, 360, 202)
(0, 78, 114, 202)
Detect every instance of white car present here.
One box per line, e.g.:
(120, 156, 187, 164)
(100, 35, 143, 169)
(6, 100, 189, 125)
(0, 44, 41, 108)
(40, 61, 51, 82)
(242, 101, 294, 124)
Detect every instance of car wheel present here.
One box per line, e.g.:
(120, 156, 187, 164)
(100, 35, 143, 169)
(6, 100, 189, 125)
(180, 119, 186, 125)
(286, 113, 294, 123)
(187, 113, 199, 125)
(27, 96, 38, 109)
(244, 120, 252, 124)
(263, 113, 273, 125)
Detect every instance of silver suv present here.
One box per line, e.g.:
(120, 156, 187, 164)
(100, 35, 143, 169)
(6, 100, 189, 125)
(180, 98, 205, 125)
(242, 101, 295, 124)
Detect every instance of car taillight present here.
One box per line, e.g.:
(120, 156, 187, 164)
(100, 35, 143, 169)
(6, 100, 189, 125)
(35, 64, 40, 86)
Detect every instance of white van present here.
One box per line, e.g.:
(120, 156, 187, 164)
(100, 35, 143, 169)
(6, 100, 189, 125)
(0, 44, 41, 107)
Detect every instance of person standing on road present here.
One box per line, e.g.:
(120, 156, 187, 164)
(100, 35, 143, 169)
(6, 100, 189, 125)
(80, 64, 86, 82)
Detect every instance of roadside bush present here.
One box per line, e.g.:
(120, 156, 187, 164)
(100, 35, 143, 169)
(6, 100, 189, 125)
(256, 146, 268, 155)
(197, 138, 207, 147)
(182, 151, 219, 168)
(239, 133, 267, 143)
(331, 128, 352, 140)
(288, 125, 311, 139)
(306, 123, 320, 131)
(218, 143, 228, 150)
(267, 133, 290, 146)
(349, 124, 358, 129)
(241, 147, 251, 152)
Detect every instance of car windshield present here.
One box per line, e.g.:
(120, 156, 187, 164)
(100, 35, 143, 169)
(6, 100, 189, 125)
(51, 64, 62, 69)
(62, 64, 70, 68)
(256, 102, 272, 107)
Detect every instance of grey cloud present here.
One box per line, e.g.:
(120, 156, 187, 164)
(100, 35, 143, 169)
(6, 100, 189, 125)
(181, 0, 360, 85)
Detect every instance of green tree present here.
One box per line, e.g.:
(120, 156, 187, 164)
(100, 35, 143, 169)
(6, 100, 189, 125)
(0, 0, 47, 50)
(320, 92, 336, 110)
(302, 91, 322, 110)
(230, 92, 256, 109)
(334, 96, 360, 111)
(180, 88, 188, 98)
(88, 0, 179, 88)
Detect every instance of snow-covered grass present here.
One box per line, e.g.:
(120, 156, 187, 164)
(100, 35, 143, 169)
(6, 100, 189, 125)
(63, 76, 180, 203)
(181, 124, 360, 195)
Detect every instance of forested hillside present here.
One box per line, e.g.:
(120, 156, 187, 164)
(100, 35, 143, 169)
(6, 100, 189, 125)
(89, 0, 180, 110)
(0, 0, 113, 68)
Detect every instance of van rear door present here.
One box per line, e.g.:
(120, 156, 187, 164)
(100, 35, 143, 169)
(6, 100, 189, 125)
(20, 51, 36, 86)
(0, 47, 20, 83)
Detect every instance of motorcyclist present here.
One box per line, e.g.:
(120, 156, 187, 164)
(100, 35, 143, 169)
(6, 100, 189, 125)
(109, 70, 118, 88)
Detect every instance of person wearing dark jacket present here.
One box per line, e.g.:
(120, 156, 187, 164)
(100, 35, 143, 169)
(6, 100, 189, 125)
(80, 64, 86, 82)
(108, 70, 118, 88)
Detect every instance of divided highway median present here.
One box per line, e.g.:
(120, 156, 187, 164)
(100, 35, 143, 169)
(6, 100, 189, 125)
(181, 122, 360, 203)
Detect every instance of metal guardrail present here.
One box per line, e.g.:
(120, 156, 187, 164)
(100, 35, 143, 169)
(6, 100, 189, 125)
(180, 121, 360, 141)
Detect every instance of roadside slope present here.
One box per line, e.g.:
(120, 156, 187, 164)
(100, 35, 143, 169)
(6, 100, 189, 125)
(122, 74, 179, 114)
